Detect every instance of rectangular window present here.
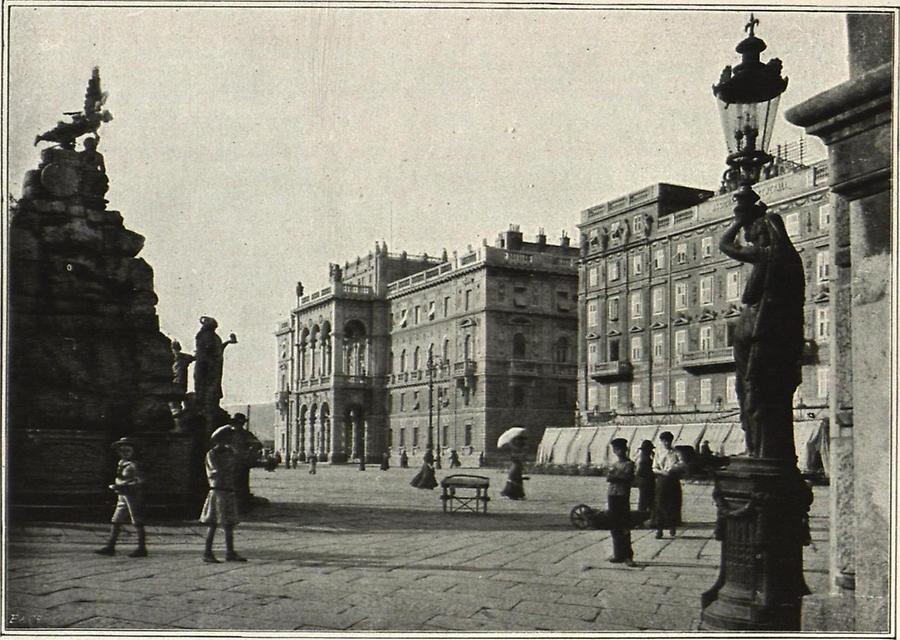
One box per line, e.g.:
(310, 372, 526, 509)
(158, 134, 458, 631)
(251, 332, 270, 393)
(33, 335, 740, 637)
(497, 283, 506, 302)
(816, 307, 830, 340)
(653, 333, 664, 358)
(608, 338, 620, 362)
(726, 321, 736, 347)
(632, 254, 643, 276)
(675, 380, 687, 406)
(675, 330, 687, 357)
(427, 300, 435, 319)
(817, 250, 831, 283)
(726, 375, 737, 403)
(587, 301, 598, 327)
(609, 385, 619, 410)
(588, 266, 599, 288)
(608, 259, 620, 281)
(513, 286, 527, 308)
(784, 212, 801, 240)
(676, 243, 688, 265)
(631, 382, 641, 407)
(700, 325, 713, 351)
(464, 424, 472, 447)
(556, 291, 571, 311)
(588, 343, 598, 365)
(633, 214, 645, 237)
(588, 384, 599, 410)
(654, 248, 666, 270)
(652, 381, 664, 407)
(414, 306, 421, 324)
(652, 286, 665, 315)
(465, 289, 473, 310)
(630, 291, 643, 319)
(413, 390, 420, 409)
(726, 269, 741, 301)
(701, 236, 713, 258)
(413, 427, 420, 447)
(444, 296, 451, 317)
(675, 282, 688, 310)
(399, 428, 406, 447)
(819, 204, 831, 229)
(608, 297, 619, 321)
(400, 308, 409, 327)
(630, 336, 643, 361)
(817, 366, 830, 398)
(400, 392, 406, 411)
(700, 275, 714, 305)
(700, 378, 712, 405)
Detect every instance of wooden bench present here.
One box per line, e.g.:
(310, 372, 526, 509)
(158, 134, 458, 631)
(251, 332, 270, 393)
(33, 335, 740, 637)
(440, 474, 490, 514)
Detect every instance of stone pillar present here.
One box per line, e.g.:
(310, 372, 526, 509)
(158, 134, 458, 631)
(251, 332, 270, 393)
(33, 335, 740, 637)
(785, 13, 892, 632)
(331, 332, 344, 376)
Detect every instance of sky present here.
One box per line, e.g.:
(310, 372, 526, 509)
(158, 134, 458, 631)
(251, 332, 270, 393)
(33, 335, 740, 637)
(5, 4, 851, 404)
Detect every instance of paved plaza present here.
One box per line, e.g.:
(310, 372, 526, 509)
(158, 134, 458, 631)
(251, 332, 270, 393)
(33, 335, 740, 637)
(5, 464, 829, 632)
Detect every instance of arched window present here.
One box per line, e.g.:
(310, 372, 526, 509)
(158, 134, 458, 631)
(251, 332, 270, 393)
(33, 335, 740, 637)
(513, 333, 527, 359)
(413, 346, 421, 370)
(388, 351, 394, 373)
(464, 335, 472, 361)
(555, 337, 569, 363)
(442, 338, 450, 362)
(400, 349, 407, 373)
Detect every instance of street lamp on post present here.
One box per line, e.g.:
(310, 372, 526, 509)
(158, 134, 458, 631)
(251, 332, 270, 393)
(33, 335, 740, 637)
(427, 353, 447, 469)
(700, 15, 812, 631)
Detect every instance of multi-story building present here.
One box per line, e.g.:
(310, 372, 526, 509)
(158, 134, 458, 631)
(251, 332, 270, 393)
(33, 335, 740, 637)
(275, 227, 579, 465)
(572, 156, 832, 462)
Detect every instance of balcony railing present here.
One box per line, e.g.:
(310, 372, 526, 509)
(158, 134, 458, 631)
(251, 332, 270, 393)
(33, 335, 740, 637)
(453, 360, 477, 377)
(509, 359, 542, 376)
(589, 360, 634, 381)
(297, 375, 332, 388)
(552, 363, 578, 377)
(678, 347, 735, 370)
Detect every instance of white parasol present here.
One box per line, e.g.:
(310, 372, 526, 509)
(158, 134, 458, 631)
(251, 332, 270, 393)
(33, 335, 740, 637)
(497, 426, 528, 449)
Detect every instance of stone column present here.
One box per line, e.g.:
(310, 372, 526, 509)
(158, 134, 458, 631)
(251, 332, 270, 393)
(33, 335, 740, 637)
(785, 13, 892, 632)
(331, 332, 344, 376)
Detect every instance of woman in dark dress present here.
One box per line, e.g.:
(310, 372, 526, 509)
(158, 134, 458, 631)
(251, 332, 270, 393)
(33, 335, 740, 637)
(635, 439, 656, 519)
(410, 449, 438, 489)
(501, 435, 527, 500)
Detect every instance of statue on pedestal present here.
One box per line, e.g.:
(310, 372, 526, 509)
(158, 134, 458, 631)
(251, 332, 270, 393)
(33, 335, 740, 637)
(718, 201, 805, 460)
(34, 67, 113, 148)
(193, 316, 237, 413)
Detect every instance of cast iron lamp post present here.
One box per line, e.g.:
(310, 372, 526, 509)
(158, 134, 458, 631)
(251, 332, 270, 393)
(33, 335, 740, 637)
(427, 353, 447, 469)
(699, 15, 813, 631)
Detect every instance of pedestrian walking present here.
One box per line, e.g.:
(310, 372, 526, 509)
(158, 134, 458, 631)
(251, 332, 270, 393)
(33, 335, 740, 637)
(199, 425, 247, 563)
(500, 432, 527, 500)
(410, 449, 438, 490)
(380, 451, 390, 471)
(606, 438, 635, 566)
(635, 440, 656, 520)
(653, 431, 685, 539)
(399, 449, 409, 469)
(448, 449, 461, 468)
(95, 438, 148, 558)
(308, 452, 317, 475)
(291, 449, 299, 469)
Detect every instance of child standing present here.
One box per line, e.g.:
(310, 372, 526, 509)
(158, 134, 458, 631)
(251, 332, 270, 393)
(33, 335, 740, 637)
(200, 426, 247, 563)
(606, 438, 635, 566)
(96, 438, 147, 558)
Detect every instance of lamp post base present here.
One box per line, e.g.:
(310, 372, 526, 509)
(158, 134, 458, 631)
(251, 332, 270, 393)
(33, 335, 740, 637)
(700, 456, 813, 631)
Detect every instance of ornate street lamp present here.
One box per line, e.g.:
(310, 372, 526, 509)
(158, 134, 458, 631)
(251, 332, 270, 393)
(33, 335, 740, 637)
(700, 15, 812, 631)
(427, 353, 447, 469)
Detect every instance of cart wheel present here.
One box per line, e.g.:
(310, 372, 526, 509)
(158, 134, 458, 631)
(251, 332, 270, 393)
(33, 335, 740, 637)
(570, 504, 594, 530)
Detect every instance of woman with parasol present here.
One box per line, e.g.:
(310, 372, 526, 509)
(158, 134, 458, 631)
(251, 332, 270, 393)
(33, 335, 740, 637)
(499, 426, 528, 500)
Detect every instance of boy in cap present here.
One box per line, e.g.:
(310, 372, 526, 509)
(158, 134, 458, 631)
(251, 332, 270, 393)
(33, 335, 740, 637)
(200, 425, 247, 563)
(96, 438, 148, 557)
(606, 437, 635, 566)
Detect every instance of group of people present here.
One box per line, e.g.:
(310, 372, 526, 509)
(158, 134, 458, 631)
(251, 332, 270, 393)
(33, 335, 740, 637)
(95, 413, 258, 562)
(604, 430, 686, 566)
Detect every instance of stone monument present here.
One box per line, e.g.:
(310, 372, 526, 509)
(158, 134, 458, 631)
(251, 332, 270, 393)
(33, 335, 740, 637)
(9, 68, 202, 518)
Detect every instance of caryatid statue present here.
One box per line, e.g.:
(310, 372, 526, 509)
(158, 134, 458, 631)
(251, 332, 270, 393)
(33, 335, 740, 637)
(193, 316, 237, 411)
(718, 201, 805, 460)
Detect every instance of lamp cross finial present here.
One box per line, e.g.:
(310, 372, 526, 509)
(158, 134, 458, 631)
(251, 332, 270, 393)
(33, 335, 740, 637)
(745, 13, 760, 36)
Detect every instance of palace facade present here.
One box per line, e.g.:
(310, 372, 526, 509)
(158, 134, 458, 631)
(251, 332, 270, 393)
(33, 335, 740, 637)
(275, 227, 579, 464)
(572, 157, 832, 461)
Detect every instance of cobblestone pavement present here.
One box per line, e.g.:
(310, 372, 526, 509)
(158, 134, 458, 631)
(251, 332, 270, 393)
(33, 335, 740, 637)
(5, 465, 829, 633)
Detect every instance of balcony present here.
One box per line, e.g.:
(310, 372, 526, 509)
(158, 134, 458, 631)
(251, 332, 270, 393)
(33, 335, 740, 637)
(589, 360, 633, 381)
(678, 347, 735, 371)
(453, 360, 477, 377)
(297, 375, 332, 389)
(552, 362, 578, 377)
(335, 374, 369, 387)
(509, 359, 543, 376)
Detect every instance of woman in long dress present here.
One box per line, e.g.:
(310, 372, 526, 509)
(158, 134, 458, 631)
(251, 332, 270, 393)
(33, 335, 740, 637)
(635, 440, 656, 519)
(501, 436, 527, 500)
(410, 449, 438, 490)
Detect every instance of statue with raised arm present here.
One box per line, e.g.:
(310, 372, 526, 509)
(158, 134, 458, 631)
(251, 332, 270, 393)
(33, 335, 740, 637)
(193, 316, 237, 411)
(34, 67, 113, 149)
(719, 202, 805, 460)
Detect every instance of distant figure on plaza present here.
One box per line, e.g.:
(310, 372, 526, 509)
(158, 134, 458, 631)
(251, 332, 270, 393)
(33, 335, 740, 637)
(96, 438, 147, 558)
(380, 451, 390, 471)
(500, 433, 527, 501)
(719, 209, 805, 459)
(359, 455, 366, 471)
(653, 431, 685, 539)
(448, 449, 461, 468)
(477, 451, 485, 467)
(606, 438, 635, 566)
(200, 425, 247, 563)
(399, 449, 409, 469)
(291, 449, 299, 469)
(635, 439, 656, 519)
(193, 316, 237, 411)
(308, 452, 317, 475)
(410, 449, 438, 490)
(273, 450, 282, 467)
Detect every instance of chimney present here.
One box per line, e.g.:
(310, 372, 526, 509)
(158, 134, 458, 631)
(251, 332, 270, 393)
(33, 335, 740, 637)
(536, 227, 547, 251)
(560, 230, 571, 248)
(504, 224, 523, 251)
